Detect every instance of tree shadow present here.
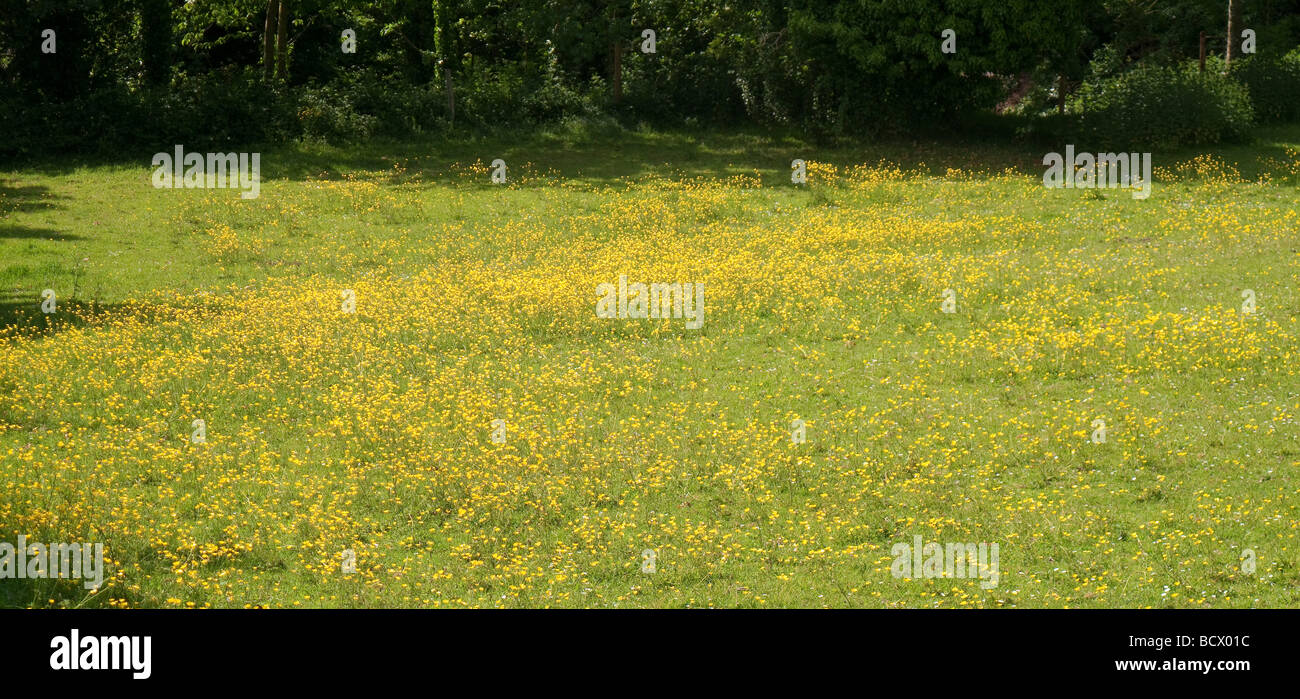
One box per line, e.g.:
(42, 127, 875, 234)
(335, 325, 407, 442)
(1171, 125, 1300, 183)
(0, 293, 142, 340)
(0, 288, 230, 345)
(244, 127, 1055, 191)
(4, 122, 1298, 189)
(0, 537, 119, 609)
(262, 125, 1300, 189)
(0, 180, 65, 216)
(0, 573, 64, 609)
(0, 224, 82, 241)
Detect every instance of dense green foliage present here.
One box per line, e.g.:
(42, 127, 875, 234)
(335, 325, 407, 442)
(1, 0, 1298, 156)
(1072, 62, 1256, 150)
(1230, 49, 1300, 123)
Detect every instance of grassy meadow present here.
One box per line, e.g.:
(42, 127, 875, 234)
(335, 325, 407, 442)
(2, 127, 1299, 608)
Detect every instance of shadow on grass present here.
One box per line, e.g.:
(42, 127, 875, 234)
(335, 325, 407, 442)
(0, 553, 118, 609)
(0, 574, 65, 609)
(2, 122, 1297, 187)
(262, 123, 1300, 188)
(0, 179, 65, 216)
(263, 128, 1053, 187)
(0, 180, 76, 244)
(0, 292, 142, 340)
(0, 224, 82, 241)
(0, 289, 231, 346)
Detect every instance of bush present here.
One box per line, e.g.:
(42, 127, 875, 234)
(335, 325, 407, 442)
(155, 70, 299, 149)
(294, 84, 378, 144)
(0, 69, 304, 160)
(326, 68, 449, 137)
(1229, 51, 1300, 124)
(521, 80, 600, 124)
(0, 89, 145, 157)
(1070, 63, 1255, 150)
(454, 64, 528, 128)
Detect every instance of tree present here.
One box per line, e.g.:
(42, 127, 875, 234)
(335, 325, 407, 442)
(1226, 0, 1241, 66)
(263, 0, 278, 80)
(277, 0, 289, 78)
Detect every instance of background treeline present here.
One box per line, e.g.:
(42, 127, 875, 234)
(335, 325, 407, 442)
(1, 0, 1299, 158)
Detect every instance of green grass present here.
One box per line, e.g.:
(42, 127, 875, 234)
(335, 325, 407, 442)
(1, 125, 1298, 608)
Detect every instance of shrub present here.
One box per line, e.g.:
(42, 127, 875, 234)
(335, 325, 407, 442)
(155, 70, 298, 149)
(294, 84, 378, 144)
(455, 64, 528, 128)
(1229, 51, 1300, 124)
(326, 68, 449, 137)
(1070, 63, 1255, 150)
(521, 80, 600, 124)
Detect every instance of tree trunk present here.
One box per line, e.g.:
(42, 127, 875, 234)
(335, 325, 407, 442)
(263, 0, 278, 81)
(612, 42, 623, 104)
(1226, 0, 1238, 67)
(609, 5, 623, 105)
(445, 67, 455, 124)
(276, 1, 289, 80)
